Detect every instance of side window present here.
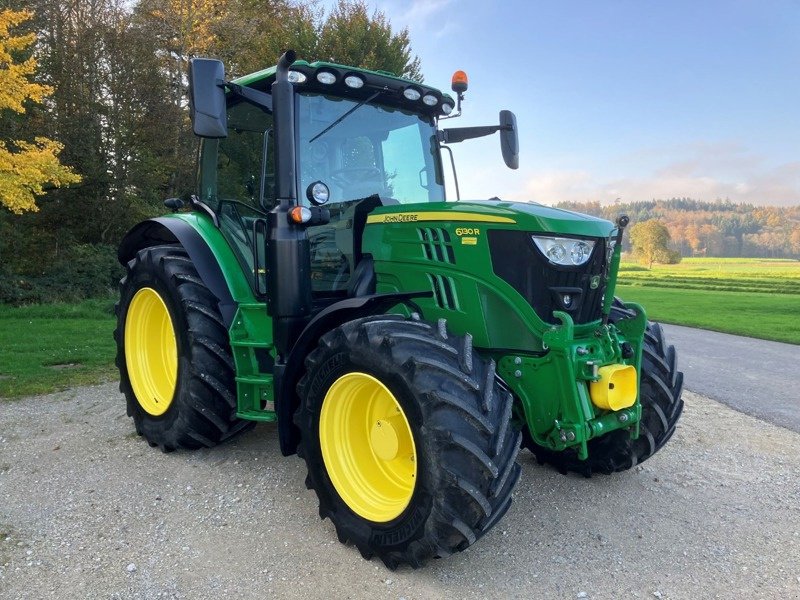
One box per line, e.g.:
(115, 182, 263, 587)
(197, 99, 274, 293)
(382, 122, 437, 202)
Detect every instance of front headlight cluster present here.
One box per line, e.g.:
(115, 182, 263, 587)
(531, 236, 596, 266)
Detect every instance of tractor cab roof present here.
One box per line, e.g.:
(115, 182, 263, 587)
(232, 60, 455, 118)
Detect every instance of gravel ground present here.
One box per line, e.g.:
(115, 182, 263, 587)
(1, 384, 799, 599)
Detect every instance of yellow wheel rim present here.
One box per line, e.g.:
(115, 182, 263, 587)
(124, 287, 178, 416)
(319, 372, 417, 522)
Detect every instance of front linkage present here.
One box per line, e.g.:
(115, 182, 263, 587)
(498, 305, 647, 460)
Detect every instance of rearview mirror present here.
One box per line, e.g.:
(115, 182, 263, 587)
(188, 58, 227, 138)
(499, 110, 519, 169)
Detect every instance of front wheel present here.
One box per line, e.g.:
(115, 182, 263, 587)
(295, 315, 521, 569)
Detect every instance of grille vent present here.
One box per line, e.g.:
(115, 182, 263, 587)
(427, 273, 459, 310)
(418, 228, 455, 264)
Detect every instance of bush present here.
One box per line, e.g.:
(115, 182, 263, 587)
(0, 244, 123, 305)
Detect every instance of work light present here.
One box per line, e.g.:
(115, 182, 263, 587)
(403, 87, 421, 101)
(344, 75, 364, 89)
(316, 71, 336, 85)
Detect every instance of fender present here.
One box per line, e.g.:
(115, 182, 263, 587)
(118, 217, 238, 327)
(275, 290, 432, 456)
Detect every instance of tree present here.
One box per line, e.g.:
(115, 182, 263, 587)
(629, 219, 681, 268)
(715, 214, 762, 257)
(316, 0, 422, 81)
(0, 9, 80, 214)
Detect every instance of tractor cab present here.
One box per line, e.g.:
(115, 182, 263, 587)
(189, 56, 516, 307)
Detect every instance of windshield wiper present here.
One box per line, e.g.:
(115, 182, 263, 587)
(309, 88, 385, 143)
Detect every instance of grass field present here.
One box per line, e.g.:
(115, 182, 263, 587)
(0, 298, 117, 398)
(617, 258, 800, 345)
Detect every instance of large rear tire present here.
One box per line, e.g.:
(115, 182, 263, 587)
(525, 306, 684, 476)
(114, 244, 252, 452)
(295, 315, 522, 569)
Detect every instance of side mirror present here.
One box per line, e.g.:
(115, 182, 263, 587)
(499, 110, 519, 169)
(188, 58, 227, 138)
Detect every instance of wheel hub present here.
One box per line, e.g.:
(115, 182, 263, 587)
(124, 287, 178, 416)
(319, 372, 417, 523)
(370, 419, 400, 461)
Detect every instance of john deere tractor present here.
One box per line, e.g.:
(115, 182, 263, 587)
(115, 51, 683, 568)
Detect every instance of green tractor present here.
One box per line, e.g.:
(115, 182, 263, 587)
(115, 51, 683, 568)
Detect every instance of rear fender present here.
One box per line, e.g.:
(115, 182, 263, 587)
(118, 217, 238, 327)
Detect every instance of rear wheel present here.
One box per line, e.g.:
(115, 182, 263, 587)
(295, 315, 522, 569)
(525, 306, 684, 476)
(114, 244, 252, 451)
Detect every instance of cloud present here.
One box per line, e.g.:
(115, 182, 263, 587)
(375, 0, 455, 34)
(512, 144, 800, 206)
(402, 0, 453, 24)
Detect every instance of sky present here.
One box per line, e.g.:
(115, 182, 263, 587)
(324, 0, 800, 206)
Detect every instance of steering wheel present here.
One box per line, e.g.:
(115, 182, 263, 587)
(330, 167, 383, 188)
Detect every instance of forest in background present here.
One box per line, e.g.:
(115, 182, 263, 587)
(557, 199, 800, 259)
(0, 0, 421, 303)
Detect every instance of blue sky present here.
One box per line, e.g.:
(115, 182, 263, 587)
(325, 0, 800, 206)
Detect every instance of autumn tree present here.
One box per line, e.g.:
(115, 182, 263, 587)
(0, 9, 80, 213)
(629, 219, 681, 268)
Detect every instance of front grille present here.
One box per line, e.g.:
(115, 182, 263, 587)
(488, 230, 606, 325)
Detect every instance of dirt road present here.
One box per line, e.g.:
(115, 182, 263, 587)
(1, 383, 799, 599)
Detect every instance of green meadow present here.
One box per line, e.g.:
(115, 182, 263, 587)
(0, 299, 117, 398)
(617, 258, 800, 345)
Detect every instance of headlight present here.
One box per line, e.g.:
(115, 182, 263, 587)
(288, 70, 307, 84)
(532, 236, 596, 266)
(306, 181, 330, 205)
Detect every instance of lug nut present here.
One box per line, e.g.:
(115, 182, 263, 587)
(514, 369, 522, 378)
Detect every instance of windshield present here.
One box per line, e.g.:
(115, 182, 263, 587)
(297, 92, 445, 205)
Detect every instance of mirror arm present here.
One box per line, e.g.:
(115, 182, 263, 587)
(224, 81, 273, 111)
(437, 124, 509, 144)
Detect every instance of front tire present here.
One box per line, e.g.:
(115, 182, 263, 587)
(295, 315, 522, 569)
(525, 306, 684, 476)
(114, 244, 252, 452)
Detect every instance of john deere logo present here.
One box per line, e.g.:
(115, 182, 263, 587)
(590, 275, 601, 289)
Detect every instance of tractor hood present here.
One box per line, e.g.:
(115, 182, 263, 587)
(366, 200, 615, 238)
